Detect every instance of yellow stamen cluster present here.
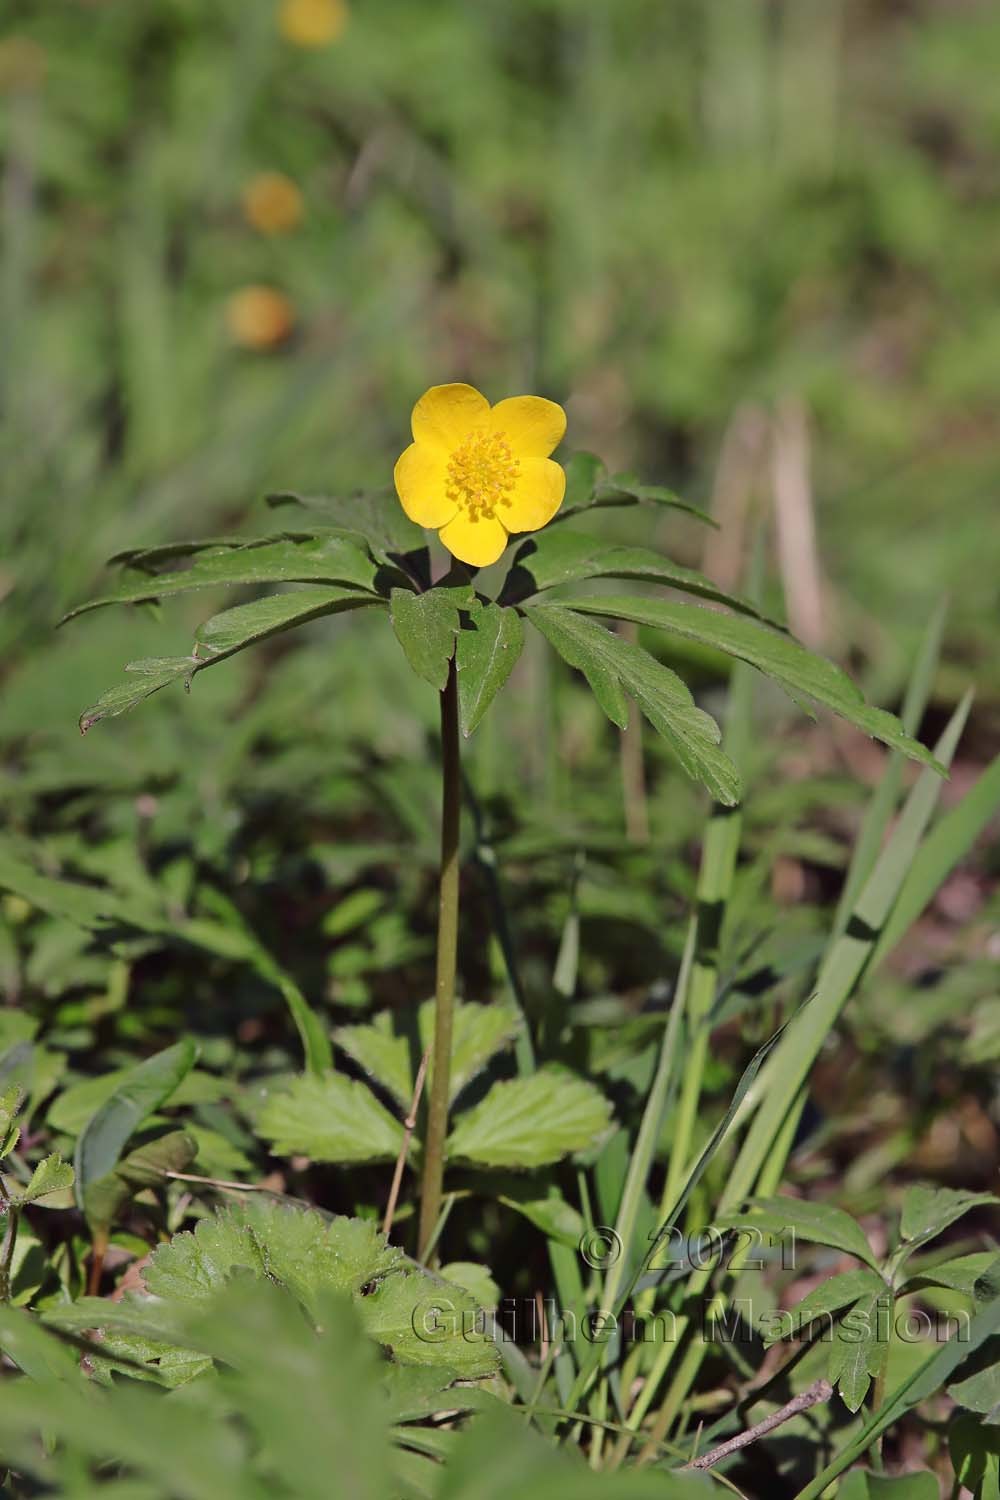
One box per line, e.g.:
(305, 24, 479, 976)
(445, 429, 520, 523)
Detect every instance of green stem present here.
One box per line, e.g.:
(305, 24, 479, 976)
(869, 1360, 889, 1470)
(417, 658, 461, 1259)
(0, 1202, 19, 1305)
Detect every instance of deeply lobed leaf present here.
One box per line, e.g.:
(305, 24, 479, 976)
(527, 604, 741, 803)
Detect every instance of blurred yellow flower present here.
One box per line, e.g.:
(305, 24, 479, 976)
(277, 0, 349, 48)
(0, 36, 47, 92)
(394, 384, 566, 568)
(225, 286, 295, 350)
(243, 172, 304, 236)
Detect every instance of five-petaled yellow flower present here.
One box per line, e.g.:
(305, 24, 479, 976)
(394, 383, 567, 568)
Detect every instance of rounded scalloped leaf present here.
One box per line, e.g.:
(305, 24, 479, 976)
(140, 1199, 498, 1379)
(143, 1199, 404, 1307)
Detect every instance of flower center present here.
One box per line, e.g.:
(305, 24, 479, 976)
(445, 428, 520, 523)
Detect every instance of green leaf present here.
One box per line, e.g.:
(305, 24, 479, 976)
(828, 1288, 891, 1412)
(357, 1269, 497, 1379)
(866, 1474, 940, 1500)
(899, 1185, 998, 1255)
(78, 657, 199, 733)
(717, 1195, 881, 1271)
(333, 1012, 412, 1107)
(194, 587, 378, 654)
(434, 999, 523, 1107)
(839, 1474, 940, 1500)
(63, 1198, 500, 1382)
(527, 604, 627, 726)
(798, 1290, 1000, 1498)
(904, 1253, 1000, 1302)
(950, 1412, 1000, 1497)
(1, 1083, 22, 1158)
(554, 457, 714, 526)
(74, 1040, 197, 1206)
(109, 533, 275, 568)
(48, 1068, 225, 1138)
(566, 595, 943, 771)
(12, 1152, 74, 1207)
(561, 451, 606, 509)
(764, 1268, 886, 1344)
(0, 838, 158, 930)
(456, 602, 525, 736)
(435, 1403, 712, 1498)
(0, 1303, 80, 1383)
(501, 528, 763, 617)
(142, 1200, 403, 1305)
(79, 1131, 199, 1239)
(62, 536, 378, 621)
(447, 1067, 613, 1168)
(79, 587, 380, 732)
(871, 750, 1000, 970)
(255, 1071, 404, 1163)
(527, 605, 741, 804)
(389, 587, 464, 691)
(200, 1284, 398, 1500)
(336, 998, 522, 1111)
(115, 1129, 199, 1188)
(439, 1261, 500, 1308)
(495, 1190, 585, 1250)
(949, 1340, 1000, 1419)
(267, 489, 429, 574)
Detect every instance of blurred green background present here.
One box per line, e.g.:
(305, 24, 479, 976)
(2, 0, 999, 691)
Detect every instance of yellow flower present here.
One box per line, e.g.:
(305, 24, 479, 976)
(0, 37, 47, 93)
(394, 384, 567, 568)
(243, 172, 304, 235)
(225, 286, 295, 350)
(277, 0, 349, 48)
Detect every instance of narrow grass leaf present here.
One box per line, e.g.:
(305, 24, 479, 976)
(870, 748, 1000, 971)
(726, 692, 971, 1206)
(74, 1039, 196, 1201)
(832, 599, 947, 938)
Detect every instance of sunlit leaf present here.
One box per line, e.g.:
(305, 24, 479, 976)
(528, 605, 741, 803)
(447, 1068, 613, 1168)
(255, 1072, 404, 1163)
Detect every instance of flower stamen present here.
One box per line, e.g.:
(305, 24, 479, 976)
(445, 428, 520, 524)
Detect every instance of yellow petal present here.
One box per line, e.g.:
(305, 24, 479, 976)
(411, 384, 490, 452)
(489, 395, 566, 458)
(393, 444, 457, 528)
(438, 512, 509, 568)
(505, 458, 566, 534)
